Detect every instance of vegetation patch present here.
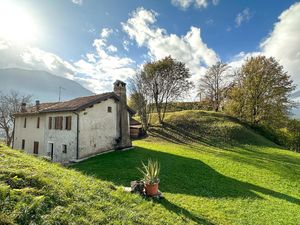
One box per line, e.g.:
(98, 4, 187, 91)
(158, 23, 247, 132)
(74, 111, 300, 225)
(0, 144, 191, 225)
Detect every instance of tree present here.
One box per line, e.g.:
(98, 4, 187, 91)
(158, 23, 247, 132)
(128, 73, 152, 131)
(226, 56, 295, 126)
(198, 62, 230, 112)
(141, 56, 193, 124)
(0, 91, 31, 146)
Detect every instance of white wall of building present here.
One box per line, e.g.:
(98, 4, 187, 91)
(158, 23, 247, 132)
(14, 112, 78, 163)
(13, 98, 131, 162)
(44, 112, 77, 162)
(14, 114, 46, 155)
(78, 98, 119, 158)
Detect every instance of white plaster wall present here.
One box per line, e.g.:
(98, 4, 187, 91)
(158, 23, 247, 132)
(13, 98, 131, 162)
(44, 112, 77, 163)
(78, 98, 119, 158)
(13, 114, 46, 155)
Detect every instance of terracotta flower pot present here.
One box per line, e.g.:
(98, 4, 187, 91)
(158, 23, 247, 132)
(145, 182, 159, 196)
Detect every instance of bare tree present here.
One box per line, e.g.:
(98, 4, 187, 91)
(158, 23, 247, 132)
(128, 72, 153, 131)
(198, 62, 230, 112)
(0, 91, 31, 146)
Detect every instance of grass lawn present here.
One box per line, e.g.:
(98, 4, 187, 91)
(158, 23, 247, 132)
(73, 111, 300, 225)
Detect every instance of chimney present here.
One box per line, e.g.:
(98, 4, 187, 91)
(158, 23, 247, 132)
(21, 103, 27, 112)
(113, 80, 131, 149)
(35, 100, 40, 111)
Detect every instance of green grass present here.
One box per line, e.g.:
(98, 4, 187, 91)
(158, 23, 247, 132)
(1, 110, 300, 224)
(73, 110, 300, 225)
(0, 145, 197, 224)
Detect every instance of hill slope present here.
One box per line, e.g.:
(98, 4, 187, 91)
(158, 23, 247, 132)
(0, 144, 188, 225)
(1, 110, 300, 224)
(74, 110, 300, 225)
(0, 68, 93, 102)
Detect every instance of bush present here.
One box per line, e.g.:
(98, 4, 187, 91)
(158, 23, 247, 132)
(252, 120, 300, 152)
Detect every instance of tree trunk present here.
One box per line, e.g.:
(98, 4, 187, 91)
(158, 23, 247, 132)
(5, 128, 11, 147)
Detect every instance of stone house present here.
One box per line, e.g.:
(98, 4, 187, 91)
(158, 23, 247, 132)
(12, 80, 134, 163)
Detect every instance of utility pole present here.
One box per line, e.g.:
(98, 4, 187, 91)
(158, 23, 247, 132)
(58, 86, 66, 102)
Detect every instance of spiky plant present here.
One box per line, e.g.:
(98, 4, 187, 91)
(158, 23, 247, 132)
(138, 159, 160, 185)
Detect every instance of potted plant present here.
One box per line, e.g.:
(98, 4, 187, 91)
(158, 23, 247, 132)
(138, 159, 160, 196)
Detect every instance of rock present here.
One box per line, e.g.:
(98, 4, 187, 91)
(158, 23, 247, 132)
(130, 180, 144, 194)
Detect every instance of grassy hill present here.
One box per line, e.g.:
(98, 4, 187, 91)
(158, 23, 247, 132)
(0, 145, 188, 224)
(1, 110, 300, 224)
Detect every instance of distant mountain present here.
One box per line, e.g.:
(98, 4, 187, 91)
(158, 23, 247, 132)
(0, 68, 93, 102)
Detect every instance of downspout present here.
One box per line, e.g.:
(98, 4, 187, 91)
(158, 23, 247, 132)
(73, 112, 79, 160)
(12, 116, 15, 149)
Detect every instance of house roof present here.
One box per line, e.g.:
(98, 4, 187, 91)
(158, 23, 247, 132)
(15, 92, 135, 116)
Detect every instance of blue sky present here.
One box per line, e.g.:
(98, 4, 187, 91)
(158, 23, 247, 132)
(0, 0, 299, 97)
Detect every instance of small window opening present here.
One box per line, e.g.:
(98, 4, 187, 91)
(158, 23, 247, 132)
(21, 139, 25, 150)
(62, 144, 67, 153)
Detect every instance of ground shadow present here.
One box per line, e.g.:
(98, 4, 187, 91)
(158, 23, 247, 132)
(157, 198, 215, 225)
(72, 146, 300, 205)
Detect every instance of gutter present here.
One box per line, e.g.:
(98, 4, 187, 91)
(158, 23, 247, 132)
(73, 112, 79, 160)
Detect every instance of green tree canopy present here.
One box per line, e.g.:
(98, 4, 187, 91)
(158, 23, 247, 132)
(226, 56, 295, 126)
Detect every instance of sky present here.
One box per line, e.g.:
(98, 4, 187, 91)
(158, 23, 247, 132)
(0, 0, 299, 99)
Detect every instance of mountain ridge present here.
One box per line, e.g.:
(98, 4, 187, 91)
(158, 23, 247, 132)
(0, 68, 93, 103)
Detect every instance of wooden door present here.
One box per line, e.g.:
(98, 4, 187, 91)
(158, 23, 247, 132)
(50, 143, 54, 160)
(33, 141, 39, 154)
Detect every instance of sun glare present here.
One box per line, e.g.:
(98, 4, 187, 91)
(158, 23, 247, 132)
(0, 1, 38, 44)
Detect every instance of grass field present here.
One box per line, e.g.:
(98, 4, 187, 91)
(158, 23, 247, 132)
(1, 110, 300, 224)
(73, 111, 300, 225)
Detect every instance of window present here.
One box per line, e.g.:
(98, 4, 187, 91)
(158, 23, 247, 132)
(108, 106, 112, 113)
(65, 116, 72, 130)
(48, 117, 52, 129)
(33, 141, 39, 154)
(54, 116, 63, 130)
(62, 144, 67, 153)
(24, 117, 27, 128)
(37, 117, 40, 128)
(21, 139, 25, 150)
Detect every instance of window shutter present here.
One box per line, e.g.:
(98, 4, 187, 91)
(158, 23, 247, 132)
(49, 117, 52, 129)
(60, 116, 63, 130)
(54, 117, 58, 129)
(66, 116, 72, 130)
(37, 117, 40, 128)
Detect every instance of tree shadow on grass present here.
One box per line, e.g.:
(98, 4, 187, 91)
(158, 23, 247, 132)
(157, 198, 215, 225)
(72, 146, 300, 205)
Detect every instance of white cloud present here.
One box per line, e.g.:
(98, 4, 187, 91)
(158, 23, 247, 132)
(235, 8, 252, 27)
(71, 0, 82, 5)
(107, 45, 117, 52)
(100, 28, 113, 38)
(171, 0, 219, 10)
(73, 31, 136, 93)
(0, 30, 135, 93)
(123, 40, 130, 51)
(230, 2, 300, 92)
(261, 2, 300, 89)
(0, 41, 76, 79)
(122, 7, 219, 76)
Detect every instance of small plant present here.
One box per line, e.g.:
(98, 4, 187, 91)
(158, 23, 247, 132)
(138, 159, 160, 196)
(138, 159, 160, 184)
